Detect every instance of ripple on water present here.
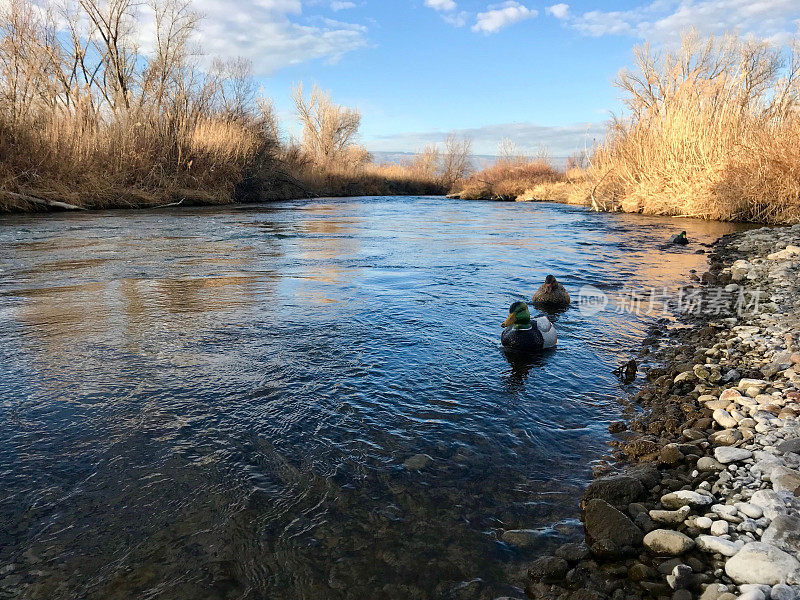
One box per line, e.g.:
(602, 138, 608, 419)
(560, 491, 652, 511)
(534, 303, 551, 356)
(0, 197, 751, 599)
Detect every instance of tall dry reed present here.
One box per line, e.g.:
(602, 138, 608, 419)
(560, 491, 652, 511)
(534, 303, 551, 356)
(583, 29, 800, 224)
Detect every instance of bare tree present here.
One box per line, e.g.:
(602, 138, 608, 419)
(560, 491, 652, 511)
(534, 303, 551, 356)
(291, 83, 361, 167)
(411, 144, 439, 179)
(441, 134, 472, 187)
(496, 137, 526, 165)
(141, 0, 200, 114)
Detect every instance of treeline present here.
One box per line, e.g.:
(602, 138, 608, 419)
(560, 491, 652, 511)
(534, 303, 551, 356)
(0, 0, 470, 211)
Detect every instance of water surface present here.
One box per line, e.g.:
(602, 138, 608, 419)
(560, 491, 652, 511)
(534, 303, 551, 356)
(0, 197, 747, 599)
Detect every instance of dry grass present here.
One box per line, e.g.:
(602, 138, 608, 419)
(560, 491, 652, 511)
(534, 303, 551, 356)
(0, 0, 443, 213)
(453, 160, 563, 200)
(0, 110, 265, 210)
(582, 29, 800, 224)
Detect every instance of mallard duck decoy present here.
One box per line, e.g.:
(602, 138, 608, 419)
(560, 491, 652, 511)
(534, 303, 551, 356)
(669, 231, 689, 245)
(501, 301, 557, 352)
(532, 275, 571, 307)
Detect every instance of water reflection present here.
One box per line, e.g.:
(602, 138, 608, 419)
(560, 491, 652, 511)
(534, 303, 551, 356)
(0, 197, 751, 600)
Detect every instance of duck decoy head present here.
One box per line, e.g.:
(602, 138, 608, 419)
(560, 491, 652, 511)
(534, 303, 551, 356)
(502, 301, 531, 328)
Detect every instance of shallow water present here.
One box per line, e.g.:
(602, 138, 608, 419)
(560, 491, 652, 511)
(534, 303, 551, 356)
(0, 197, 748, 599)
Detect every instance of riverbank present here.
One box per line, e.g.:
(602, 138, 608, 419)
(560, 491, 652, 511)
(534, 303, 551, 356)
(520, 225, 800, 600)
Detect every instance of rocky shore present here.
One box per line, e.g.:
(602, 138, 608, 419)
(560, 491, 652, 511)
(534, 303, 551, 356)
(523, 225, 800, 600)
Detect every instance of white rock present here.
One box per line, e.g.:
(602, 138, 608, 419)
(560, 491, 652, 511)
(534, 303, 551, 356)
(711, 520, 730, 536)
(696, 535, 742, 556)
(715, 409, 740, 429)
(696, 516, 713, 529)
(749, 490, 787, 521)
(661, 490, 715, 509)
(737, 503, 765, 520)
(737, 589, 766, 600)
(716, 446, 755, 464)
(725, 542, 800, 585)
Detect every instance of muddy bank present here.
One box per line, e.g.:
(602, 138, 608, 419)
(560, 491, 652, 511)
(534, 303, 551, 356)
(520, 225, 800, 600)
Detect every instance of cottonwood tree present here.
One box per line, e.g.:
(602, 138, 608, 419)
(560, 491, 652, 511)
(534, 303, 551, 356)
(441, 134, 472, 187)
(292, 83, 361, 167)
(411, 144, 440, 179)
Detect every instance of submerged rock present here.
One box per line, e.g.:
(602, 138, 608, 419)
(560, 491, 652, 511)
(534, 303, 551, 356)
(583, 498, 643, 557)
(403, 454, 433, 470)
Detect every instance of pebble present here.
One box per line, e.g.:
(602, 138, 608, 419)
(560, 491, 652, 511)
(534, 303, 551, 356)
(695, 516, 713, 529)
(710, 520, 730, 536)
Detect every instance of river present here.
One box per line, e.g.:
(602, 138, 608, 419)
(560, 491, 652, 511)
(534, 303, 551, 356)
(0, 197, 749, 599)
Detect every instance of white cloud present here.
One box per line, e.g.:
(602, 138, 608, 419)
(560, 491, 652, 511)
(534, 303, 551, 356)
(557, 0, 800, 44)
(472, 1, 537, 34)
(191, 0, 367, 75)
(443, 11, 469, 26)
(330, 1, 356, 9)
(425, 0, 457, 10)
(546, 3, 569, 19)
(367, 121, 603, 158)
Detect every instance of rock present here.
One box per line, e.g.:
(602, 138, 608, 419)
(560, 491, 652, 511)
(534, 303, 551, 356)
(582, 475, 644, 507)
(750, 490, 790, 520)
(623, 438, 660, 459)
(737, 589, 766, 600)
(771, 583, 797, 600)
(661, 490, 714, 509)
(771, 466, 800, 493)
(761, 515, 800, 554)
(699, 583, 728, 600)
(501, 530, 542, 547)
(715, 447, 754, 464)
(714, 409, 739, 429)
(643, 529, 695, 555)
(667, 564, 694, 590)
(650, 506, 691, 525)
(554, 542, 590, 563)
(710, 429, 744, 446)
(661, 444, 685, 465)
(777, 438, 800, 455)
(695, 516, 713, 529)
(527, 556, 569, 582)
(696, 535, 741, 556)
(710, 520, 729, 536)
(583, 499, 643, 557)
(736, 503, 764, 520)
(403, 454, 433, 470)
(725, 542, 800, 585)
(721, 388, 745, 402)
(698, 456, 726, 471)
(608, 421, 627, 434)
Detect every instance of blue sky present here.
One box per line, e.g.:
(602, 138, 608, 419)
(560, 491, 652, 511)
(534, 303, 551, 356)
(192, 0, 800, 157)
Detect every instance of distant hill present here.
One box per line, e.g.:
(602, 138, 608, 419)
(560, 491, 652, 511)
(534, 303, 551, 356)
(369, 151, 569, 170)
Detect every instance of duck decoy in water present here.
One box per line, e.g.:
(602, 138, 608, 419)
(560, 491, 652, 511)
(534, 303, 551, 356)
(532, 274, 571, 308)
(614, 359, 638, 384)
(501, 301, 557, 352)
(669, 231, 689, 245)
